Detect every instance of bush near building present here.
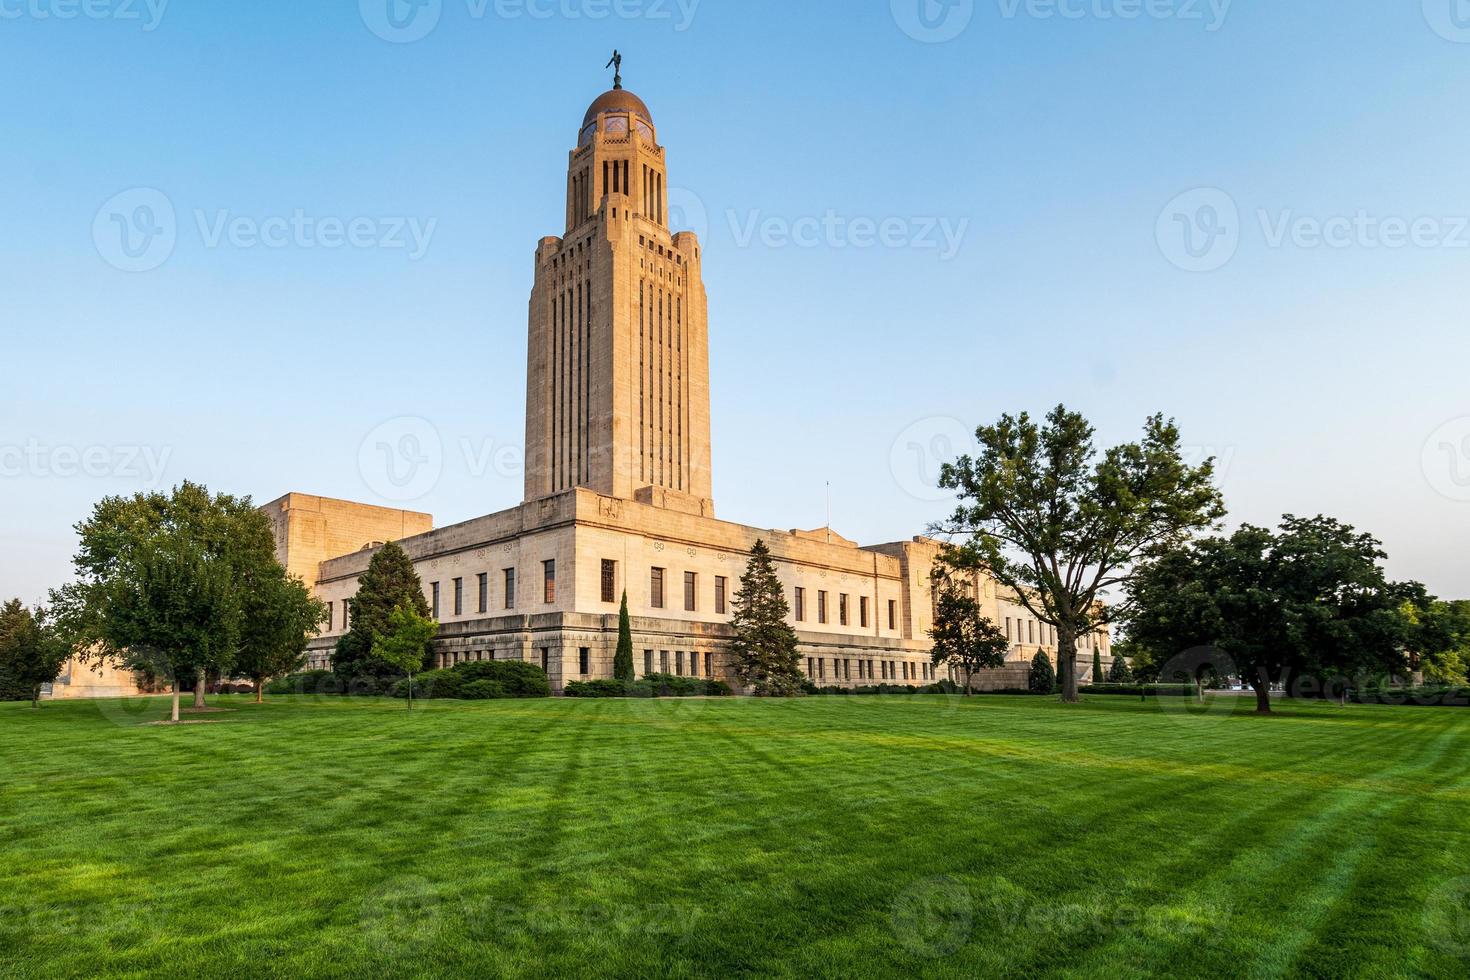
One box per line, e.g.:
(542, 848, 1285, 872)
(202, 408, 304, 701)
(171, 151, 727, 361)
(564, 674, 732, 699)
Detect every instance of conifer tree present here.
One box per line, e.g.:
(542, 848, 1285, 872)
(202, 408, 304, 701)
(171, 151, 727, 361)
(729, 540, 803, 697)
(1092, 646, 1103, 684)
(334, 541, 432, 681)
(613, 592, 635, 683)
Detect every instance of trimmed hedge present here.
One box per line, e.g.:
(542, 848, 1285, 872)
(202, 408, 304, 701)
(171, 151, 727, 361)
(1081, 684, 1198, 698)
(391, 661, 550, 700)
(564, 673, 732, 699)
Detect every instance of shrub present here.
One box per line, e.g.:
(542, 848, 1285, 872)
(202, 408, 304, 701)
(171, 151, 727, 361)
(265, 670, 343, 696)
(389, 661, 551, 700)
(564, 674, 731, 698)
(1080, 684, 1196, 698)
(461, 679, 508, 700)
(1028, 652, 1056, 695)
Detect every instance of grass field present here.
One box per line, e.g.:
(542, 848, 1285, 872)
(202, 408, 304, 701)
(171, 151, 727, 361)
(2, 694, 1468, 979)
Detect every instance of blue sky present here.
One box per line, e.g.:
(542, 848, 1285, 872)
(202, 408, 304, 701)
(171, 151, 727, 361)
(3, 0, 1469, 604)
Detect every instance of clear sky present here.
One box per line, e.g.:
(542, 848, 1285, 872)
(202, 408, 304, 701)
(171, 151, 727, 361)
(3, 0, 1469, 605)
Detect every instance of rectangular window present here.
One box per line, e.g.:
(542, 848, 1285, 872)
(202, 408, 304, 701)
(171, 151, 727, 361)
(1005, 617, 1013, 640)
(794, 587, 806, 622)
(704, 652, 712, 677)
(844, 659, 851, 681)
(660, 650, 669, 673)
(543, 560, 556, 604)
(675, 651, 685, 675)
(644, 650, 654, 676)
(839, 594, 849, 627)
(478, 573, 488, 614)
(715, 576, 727, 615)
(541, 647, 549, 673)
(651, 568, 666, 609)
(690, 652, 700, 676)
(601, 559, 617, 604)
(684, 571, 697, 612)
(504, 569, 516, 609)
(888, 599, 897, 632)
(579, 648, 590, 676)
(860, 596, 869, 629)
(818, 659, 826, 680)
(453, 578, 463, 617)
(818, 591, 828, 625)
(1028, 620, 1035, 644)
(807, 657, 815, 677)
(325, 601, 333, 631)
(431, 582, 440, 619)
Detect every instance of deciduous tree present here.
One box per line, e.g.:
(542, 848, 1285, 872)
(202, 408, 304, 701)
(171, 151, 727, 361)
(0, 600, 69, 708)
(372, 605, 438, 712)
(237, 571, 327, 703)
(935, 406, 1224, 703)
(927, 576, 1009, 695)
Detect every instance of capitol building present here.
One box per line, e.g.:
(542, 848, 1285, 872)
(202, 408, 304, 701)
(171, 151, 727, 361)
(255, 76, 1112, 694)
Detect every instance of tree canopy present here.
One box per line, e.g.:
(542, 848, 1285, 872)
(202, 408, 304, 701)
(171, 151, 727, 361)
(48, 482, 279, 722)
(0, 600, 69, 708)
(935, 405, 1224, 702)
(236, 572, 327, 702)
(372, 605, 438, 712)
(1123, 515, 1411, 714)
(613, 592, 635, 683)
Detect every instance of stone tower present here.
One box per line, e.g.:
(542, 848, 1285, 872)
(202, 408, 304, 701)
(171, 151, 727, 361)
(524, 78, 714, 517)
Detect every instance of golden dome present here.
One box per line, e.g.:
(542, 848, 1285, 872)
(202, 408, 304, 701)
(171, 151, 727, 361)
(583, 88, 653, 130)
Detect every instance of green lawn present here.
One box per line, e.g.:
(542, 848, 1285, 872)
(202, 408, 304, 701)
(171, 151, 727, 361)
(2, 694, 1468, 979)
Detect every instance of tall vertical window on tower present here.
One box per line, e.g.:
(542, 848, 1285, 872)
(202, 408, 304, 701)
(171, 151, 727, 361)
(684, 571, 697, 612)
(478, 573, 489, 614)
(715, 576, 727, 615)
(431, 582, 440, 620)
(453, 578, 463, 617)
(543, 560, 556, 604)
(650, 567, 665, 609)
(504, 568, 516, 609)
(794, 587, 806, 622)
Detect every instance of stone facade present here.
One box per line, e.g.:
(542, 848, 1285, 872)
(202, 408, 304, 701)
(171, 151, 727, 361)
(269, 82, 1112, 693)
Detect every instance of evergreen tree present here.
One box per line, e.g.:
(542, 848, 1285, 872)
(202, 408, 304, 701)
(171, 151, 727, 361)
(0, 600, 69, 708)
(729, 540, 803, 697)
(1028, 651, 1056, 695)
(613, 592, 635, 683)
(1092, 646, 1103, 684)
(1107, 651, 1134, 684)
(334, 541, 432, 681)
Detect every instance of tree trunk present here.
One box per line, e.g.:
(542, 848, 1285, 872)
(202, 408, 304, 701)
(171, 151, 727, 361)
(1251, 680, 1272, 715)
(1057, 630, 1080, 703)
(193, 667, 206, 709)
(171, 684, 181, 723)
(255, 680, 263, 704)
(407, 671, 413, 712)
(32, 686, 41, 709)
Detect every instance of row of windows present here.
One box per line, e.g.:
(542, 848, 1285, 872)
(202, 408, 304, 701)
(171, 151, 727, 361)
(1004, 616, 1106, 651)
(806, 657, 934, 683)
(794, 587, 896, 631)
(645, 565, 728, 615)
(427, 569, 520, 619)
